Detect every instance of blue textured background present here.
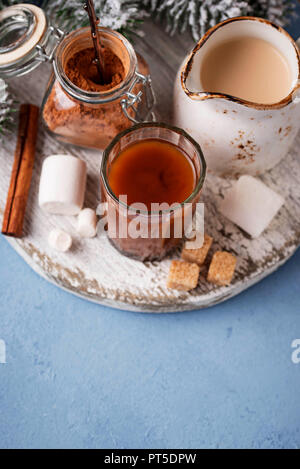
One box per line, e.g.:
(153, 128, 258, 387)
(0, 6, 300, 450)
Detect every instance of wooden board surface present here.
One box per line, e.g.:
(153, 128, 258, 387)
(0, 21, 299, 313)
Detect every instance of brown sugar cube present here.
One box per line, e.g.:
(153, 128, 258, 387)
(181, 234, 213, 265)
(207, 251, 237, 286)
(167, 260, 200, 291)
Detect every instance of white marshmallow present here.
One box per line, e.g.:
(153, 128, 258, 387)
(39, 154, 87, 216)
(76, 208, 97, 238)
(48, 228, 72, 252)
(219, 175, 284, 238)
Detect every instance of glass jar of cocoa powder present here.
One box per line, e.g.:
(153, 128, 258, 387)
(41, 27, 155, 149)
(0, 4, 155, 150)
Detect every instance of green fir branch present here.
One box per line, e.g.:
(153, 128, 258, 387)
(142, 0, 296, 41)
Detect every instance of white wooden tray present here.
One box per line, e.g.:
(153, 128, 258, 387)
(0, 22, 299, 313)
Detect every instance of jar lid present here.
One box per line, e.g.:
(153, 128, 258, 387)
(0, 4, 46, 66)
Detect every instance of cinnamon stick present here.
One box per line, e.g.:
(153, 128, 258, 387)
(2, 103, 39, 238)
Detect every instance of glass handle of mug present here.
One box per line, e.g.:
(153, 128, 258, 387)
(121, 72, 156, 124)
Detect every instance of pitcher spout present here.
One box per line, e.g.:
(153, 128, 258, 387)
(181, 41, 211, 102)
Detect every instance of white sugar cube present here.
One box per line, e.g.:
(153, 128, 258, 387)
(219, 176, 284, 238)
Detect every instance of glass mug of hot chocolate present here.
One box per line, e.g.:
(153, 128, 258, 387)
(100, 123, 206, 261)
(174, 17, 300, 176)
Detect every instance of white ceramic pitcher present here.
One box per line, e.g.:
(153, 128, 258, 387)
(173, 17, 300, 177)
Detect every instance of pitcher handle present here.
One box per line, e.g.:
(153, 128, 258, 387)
(292, 37, 300, 104)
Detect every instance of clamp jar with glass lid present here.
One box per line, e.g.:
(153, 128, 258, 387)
(0, 3, 155, 149)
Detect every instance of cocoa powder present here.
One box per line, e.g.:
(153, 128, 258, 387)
(42, 46, 148, 150)
(65, 47, 125, 91)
